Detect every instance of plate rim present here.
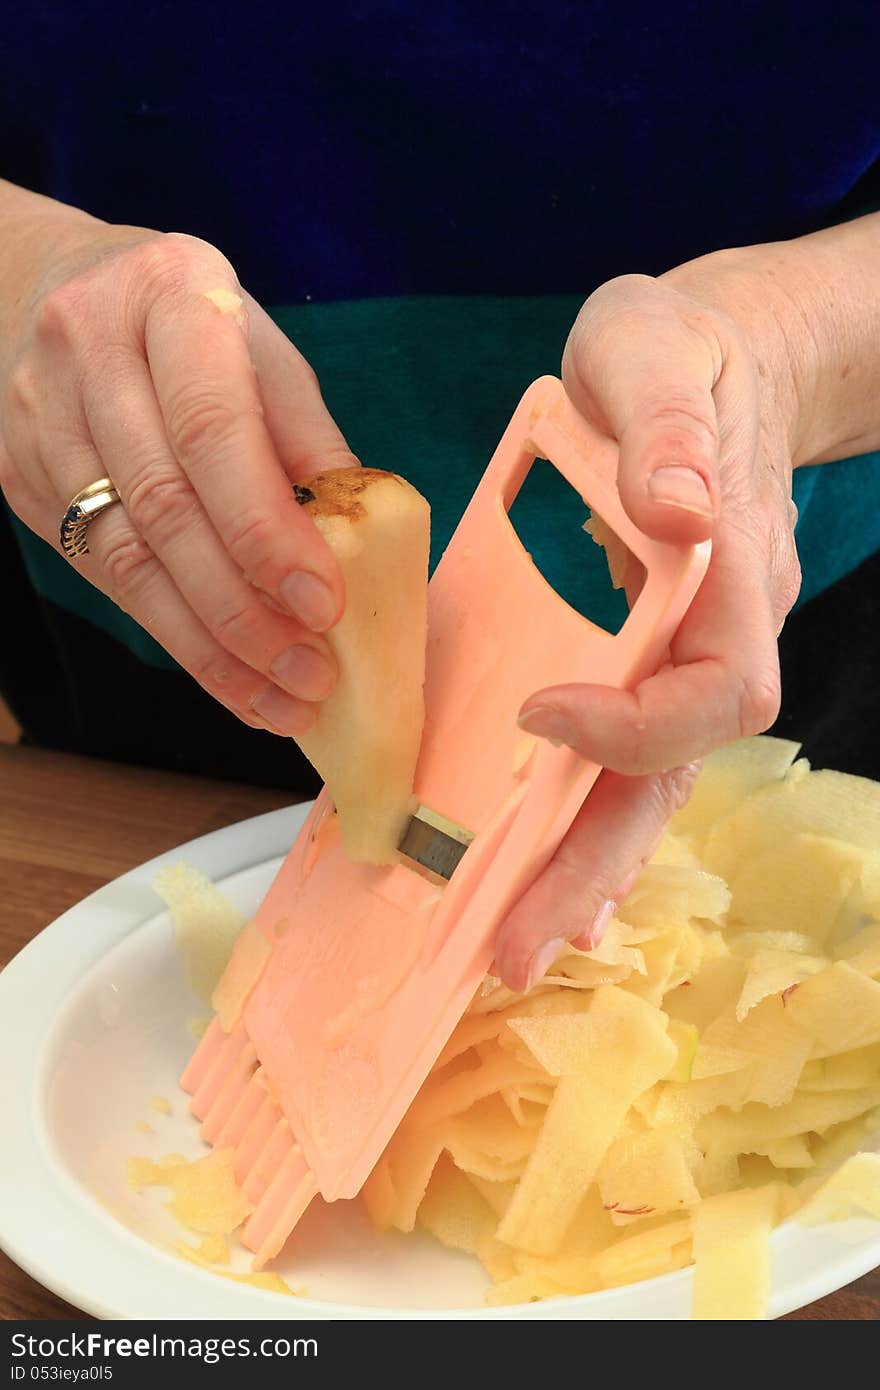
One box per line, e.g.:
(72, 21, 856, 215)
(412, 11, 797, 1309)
(1, 802, 878, 1320)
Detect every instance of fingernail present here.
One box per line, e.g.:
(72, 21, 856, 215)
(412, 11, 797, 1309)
(647, 465, 713, 517)
(251, 684, 317, 736)
(270, 644, 336, 701)
(571, 899, 618, 951)
(279, 571, 337, 632)
(585, 898, 616, 949)
(525, 937, 567, 992)
(518, 706, 578, 748)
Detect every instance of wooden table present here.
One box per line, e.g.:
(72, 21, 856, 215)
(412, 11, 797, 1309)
(1, 745, 877, 1321)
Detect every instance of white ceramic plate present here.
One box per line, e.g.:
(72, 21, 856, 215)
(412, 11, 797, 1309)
(1, 803, 878, 1321)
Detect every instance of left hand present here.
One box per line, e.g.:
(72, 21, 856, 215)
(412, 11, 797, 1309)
(0, 216, 355, 734)
(493, 270, 802, 991)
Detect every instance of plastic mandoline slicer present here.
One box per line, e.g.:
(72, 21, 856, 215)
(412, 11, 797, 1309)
(181, 376, 711, 1267)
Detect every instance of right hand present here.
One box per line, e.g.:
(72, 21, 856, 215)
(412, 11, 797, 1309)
(0, 218, 357, 736)
(493, 270, 803, 990)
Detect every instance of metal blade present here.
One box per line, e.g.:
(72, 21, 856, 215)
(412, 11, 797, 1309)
(398, 804, 474, 881)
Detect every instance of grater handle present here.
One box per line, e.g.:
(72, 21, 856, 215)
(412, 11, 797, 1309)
(471, 378, 710, 902)
(416, 376, 711, 848)
(476, 374, 705, 599)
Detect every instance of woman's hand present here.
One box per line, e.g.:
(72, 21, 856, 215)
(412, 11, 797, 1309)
(0, 186, 355, 735)
(494, 268, 805, 991)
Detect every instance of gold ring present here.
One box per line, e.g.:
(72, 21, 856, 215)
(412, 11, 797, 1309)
(59, 478, 121, 559)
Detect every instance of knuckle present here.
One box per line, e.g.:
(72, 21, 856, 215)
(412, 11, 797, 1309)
(607, 272, 659, 295)
(295, 441, 360, 476)
(736, 664, 782, 736)
(137, 234, 194, 296)
(190, 646, 235, 690)
(565, 286, 655, 380)
(5, 361, 39, 419)
(661, 760, 703, 812)
(586, 303, 655, 361)
(554, 852, 608, 906)
(225, 509, 277, 571)
(775, 550, 802, 622)
(34, 281, 90, 346)
(141, 232, 236, 300)
(137, 238, 200, 304)
(165, 231, 236, 278)
(208, 600, 262, 653)
(586, 278, 669, 344)
(590, 274, 659, 318)
(768, 522, 802, 623)
(641, 396, 719, 454)
(165, 387, 245, 464)
(99, 530, 158, 601)
(750, 471, 802, 627)
(126, 469, 199, 538)
(190, 647, 253, 710)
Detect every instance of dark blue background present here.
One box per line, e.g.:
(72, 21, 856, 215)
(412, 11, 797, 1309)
(3, 2, 878, 302)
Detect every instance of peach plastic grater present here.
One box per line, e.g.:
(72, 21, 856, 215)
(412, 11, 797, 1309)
(181, 376, 711, 1267)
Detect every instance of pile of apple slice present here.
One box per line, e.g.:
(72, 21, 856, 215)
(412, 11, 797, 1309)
(363, 737, 880, 1318)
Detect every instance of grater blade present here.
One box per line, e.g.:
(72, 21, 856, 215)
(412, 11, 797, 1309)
(397, 805, 474, 880)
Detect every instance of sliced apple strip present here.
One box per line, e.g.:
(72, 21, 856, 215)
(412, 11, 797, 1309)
(295, 467, 430, 864)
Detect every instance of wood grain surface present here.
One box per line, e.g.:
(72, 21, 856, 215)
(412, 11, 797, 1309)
(1, 745, 877, 1321)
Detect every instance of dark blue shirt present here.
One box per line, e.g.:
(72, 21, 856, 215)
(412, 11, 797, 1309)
(4, 2, 878, 303)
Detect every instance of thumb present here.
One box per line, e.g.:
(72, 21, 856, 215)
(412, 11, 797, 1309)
(245, 294, 360, 481)
(562, 276, 722, 545)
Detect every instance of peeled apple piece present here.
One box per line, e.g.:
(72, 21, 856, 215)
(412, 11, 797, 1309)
(670, 735, 801, 840)
(725, 835, 867, 947)
(597, 1130, 701, 1222)
(692, 1183, 781, 1320)
(295, 468, 430, 863)
(702, 768, 880, 882)
(796, 1152, 880, 1223)
(153, 863, 245, 1001)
